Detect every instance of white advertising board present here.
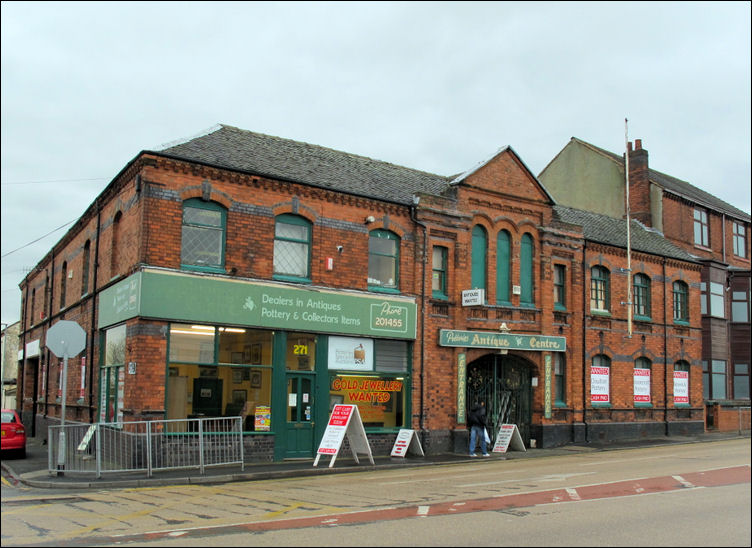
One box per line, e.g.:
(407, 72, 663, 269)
(314, 404, 374, 468)
(461, 289, 485, 307)
(491, 423, 527, 453)
(390, 429, 425, 458)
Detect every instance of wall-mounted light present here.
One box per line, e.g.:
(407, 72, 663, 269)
(336, 245, 344, 253)
(365, 215, 376, 224)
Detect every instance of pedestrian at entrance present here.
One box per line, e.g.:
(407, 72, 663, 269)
(468, 400, 490, 457)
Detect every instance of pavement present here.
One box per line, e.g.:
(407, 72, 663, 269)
(2, 430, 749, 491)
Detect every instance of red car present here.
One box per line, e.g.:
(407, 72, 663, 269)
(1, 409, 26, 458)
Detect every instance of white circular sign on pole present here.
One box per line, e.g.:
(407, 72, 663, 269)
(45, 320, 87, 473)
(46, 320, 87, 358)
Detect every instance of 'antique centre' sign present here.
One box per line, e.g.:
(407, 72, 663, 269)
(439, 329, 566, 352)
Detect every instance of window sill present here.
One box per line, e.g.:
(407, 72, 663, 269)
(591, 402, 611, 408)
(590, 309, 611, 317)
(273, 274, 311, 284)
(181, 264, 226, 274)
(634, 402, 653, 408)
(673, 320, 690, 326)
(634, 315, 652, 322)
(369, 286, 400, 294)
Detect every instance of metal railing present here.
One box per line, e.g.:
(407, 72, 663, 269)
(48, 417, 244, 479)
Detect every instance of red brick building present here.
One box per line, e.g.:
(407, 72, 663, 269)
(17, 125, 705, 459)
(540, 138, 751, 433)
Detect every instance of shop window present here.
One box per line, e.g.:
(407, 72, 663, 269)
(520, 233, 534, 307)
(693, 208, 709, 247)
(328, 338, 409, 428)
(554, 352, 566, 406)
(167, 324, 274, 431)
(273, 214, 311, 281)
(673, 361, 690, 406)
(496, 230, 511, 304)
(633, 273, 651, 320)
(432, 246, 448, 299)
(99, 323, 126, 423)
(368, 230, 400, 292)
(732, 221, 746, 258)
(471, 225, 487, 297)
(591, 354, 611, 405)
(590, 266, 610, 313)
(181, 199, 226, 272)
(733, 363, 749, 400)
(634, 357, 652, 405)
(554, 264, 566, 311)
(673, 281, 689, 324)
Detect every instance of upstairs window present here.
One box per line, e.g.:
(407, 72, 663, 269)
(432, 246, 448, 299)
(368, 230, 399, 291)
(81, 240, 91, 296)
(496, 230, 511, 304)
(60, 261, 67, 310)
(471, 225, 487, 297)
(701, 282, 725, 318)
(731, 290, 749, 323)
(732, 222, 747, 258)
(554, 264, 566, 311)
(590, 266, 610, 312)
(181, 199, 226, 271)
(633, 273, 651, 320)
(520, 233, 534, 307)
(273, 214, 311, 281)
(672, 281, 689, 324)
(693, 208, 709, 247)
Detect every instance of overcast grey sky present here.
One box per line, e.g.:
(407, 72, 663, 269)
(1, 1, 750, 326)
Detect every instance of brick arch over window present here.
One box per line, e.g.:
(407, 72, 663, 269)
(179, 182, 233, 210)
(272, 200, 318, 224)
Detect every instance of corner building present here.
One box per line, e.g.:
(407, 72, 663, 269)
(17, 125, 704, 459)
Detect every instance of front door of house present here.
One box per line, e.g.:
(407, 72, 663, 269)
(284, 373, 315, 457)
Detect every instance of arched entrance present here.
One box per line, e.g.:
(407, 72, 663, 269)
(467, 353, 533, 446)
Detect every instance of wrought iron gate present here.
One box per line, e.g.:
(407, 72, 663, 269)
(466, 354, 532, 445)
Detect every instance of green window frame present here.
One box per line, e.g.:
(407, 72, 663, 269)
(520, 233, 534, 307)
(554, 352, 566, 406)
(99, 323, 126, 423)
(181, 199, 226, 272)
(496, 230, 511, 304)
(432, 246, 448, 299)
(368, 230, 400, 292)
(673, 281, 689, 324)
(471, 225, 487, 297)
(273, 214, 312, 282)
(633, 273, 651, 320)
(554, 264, 566, 311)
(590, 266, 610, 312)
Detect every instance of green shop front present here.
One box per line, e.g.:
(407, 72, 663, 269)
(98, 268, 417, 460)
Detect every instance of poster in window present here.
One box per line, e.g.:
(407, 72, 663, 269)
(633, 368, 651, 403)
(590, 366, 610, 403)
(251, 344, 262, 365)
(673, 370, 689, 404)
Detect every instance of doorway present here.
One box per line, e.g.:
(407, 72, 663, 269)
(285, 373, 314, 457)
(466, 354, 533, 445)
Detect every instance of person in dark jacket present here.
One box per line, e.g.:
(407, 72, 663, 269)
(468, 400, 490, 457)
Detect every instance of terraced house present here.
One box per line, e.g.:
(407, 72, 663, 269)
(17, 125, 709, 459)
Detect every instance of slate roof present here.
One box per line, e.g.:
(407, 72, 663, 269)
(571, 138, 750, 221)
(151, 124, 452, 206)
(554, 205, 699, 263)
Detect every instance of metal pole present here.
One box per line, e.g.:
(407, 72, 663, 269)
(57, 353, 69, 472)
(625, 118, 633, 339)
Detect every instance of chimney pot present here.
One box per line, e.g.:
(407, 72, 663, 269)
(635, 139, 642, 150)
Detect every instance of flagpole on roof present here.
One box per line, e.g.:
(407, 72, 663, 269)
(624, 118, 633, 339)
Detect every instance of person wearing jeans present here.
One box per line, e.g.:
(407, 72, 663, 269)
(468, 400, 490, 457)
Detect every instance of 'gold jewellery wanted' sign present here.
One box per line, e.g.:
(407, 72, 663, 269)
(439, 329, 566, 352)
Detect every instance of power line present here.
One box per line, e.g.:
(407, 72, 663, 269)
(1, 177, 107, 186)
(1, 219, 76, 258)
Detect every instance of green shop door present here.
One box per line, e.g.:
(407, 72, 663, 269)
(285, 374, 314, 458)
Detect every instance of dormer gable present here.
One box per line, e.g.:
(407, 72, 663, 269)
(451, 145, 556, 205)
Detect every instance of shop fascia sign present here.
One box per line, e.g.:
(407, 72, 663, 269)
(439, 329, 566, 352)
(99, 269, 417, 339)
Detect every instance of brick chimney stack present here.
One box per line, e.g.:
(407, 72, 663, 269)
(627, 138, 651, 226)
